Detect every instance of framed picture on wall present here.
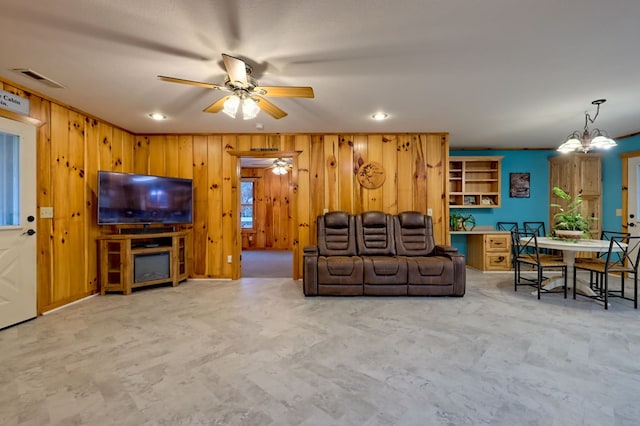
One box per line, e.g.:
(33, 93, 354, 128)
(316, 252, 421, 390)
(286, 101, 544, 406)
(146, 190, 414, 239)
(510, 172, 530, 198)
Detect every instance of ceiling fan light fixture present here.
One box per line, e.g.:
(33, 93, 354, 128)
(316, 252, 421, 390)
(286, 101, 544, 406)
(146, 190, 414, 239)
(272, 158, 289, 175)
(242, 97, 260, 120)
(159, 53, 314, 121)
(222, 95, 240, 118)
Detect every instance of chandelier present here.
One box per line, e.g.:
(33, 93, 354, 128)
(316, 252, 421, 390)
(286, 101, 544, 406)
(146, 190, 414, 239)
(557, 99, 616, 153)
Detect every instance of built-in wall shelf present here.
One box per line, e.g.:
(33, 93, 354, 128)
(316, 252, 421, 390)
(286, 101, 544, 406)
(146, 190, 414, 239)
(449, 156, 503, 208)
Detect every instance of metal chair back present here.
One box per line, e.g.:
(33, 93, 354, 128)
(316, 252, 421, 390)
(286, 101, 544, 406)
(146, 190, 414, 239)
(497, 221, 518, 232)
(524, 221, 546, 237)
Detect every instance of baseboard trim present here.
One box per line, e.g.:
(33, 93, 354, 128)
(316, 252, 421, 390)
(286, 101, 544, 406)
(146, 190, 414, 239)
(42, 293, 100, 315)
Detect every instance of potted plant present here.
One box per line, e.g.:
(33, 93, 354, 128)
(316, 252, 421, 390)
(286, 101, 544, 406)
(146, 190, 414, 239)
(449, 213, 476, 231)
(549, 186, 594, 238)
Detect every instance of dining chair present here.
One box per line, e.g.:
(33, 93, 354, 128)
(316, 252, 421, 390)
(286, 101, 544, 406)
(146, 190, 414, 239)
(523, 221, 546, 237)
(513, 230, 567, 299)
(497, 221, 518, 232)
(524, 221, 559, 256)
(575, 230, 632, 291)
(573, 235, 640, 309)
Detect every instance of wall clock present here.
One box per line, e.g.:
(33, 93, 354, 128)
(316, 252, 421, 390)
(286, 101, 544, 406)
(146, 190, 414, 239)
(357, 161, 385, 189)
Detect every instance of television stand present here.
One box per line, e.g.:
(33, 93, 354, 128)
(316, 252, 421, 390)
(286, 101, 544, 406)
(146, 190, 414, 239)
(98, 231, 189, 295)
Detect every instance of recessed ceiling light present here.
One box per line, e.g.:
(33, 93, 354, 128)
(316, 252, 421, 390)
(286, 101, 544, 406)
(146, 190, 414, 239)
(371, 112, 389, 121)
(148, 112, 167, 121)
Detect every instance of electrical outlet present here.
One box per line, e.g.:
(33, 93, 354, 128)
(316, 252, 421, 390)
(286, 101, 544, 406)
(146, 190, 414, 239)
(323, 208, 329, 214)
(427, 208, 433, 216)
(227, 255, 232, 264)
(40, 207, 54, 218)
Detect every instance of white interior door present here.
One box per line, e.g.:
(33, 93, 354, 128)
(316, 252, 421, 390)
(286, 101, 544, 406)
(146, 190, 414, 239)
(627, 155, 640, 262)
(0, 117, 37, 330)
(628, 156, 640, 231)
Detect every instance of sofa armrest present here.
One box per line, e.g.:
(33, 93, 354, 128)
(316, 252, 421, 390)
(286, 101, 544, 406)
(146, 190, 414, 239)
(435, 245, 458, 256)
(303, 246, 318, 256)
(434, 245, 465, 296)
(303, 246, 319, 296)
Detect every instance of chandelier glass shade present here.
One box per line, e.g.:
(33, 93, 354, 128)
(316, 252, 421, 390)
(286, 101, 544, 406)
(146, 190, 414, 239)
(557, 99, 616, 153)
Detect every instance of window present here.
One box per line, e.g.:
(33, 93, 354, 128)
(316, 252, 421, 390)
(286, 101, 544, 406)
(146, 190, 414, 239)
(240, 179, 255, 229)
(0, 131, 20, 226)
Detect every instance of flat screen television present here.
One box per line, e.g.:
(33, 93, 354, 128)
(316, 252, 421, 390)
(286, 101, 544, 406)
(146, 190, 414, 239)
(97, 171, 193, 225)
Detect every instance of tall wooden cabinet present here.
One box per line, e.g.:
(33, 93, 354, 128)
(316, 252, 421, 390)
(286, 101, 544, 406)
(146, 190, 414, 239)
(548, 153, 602, 240)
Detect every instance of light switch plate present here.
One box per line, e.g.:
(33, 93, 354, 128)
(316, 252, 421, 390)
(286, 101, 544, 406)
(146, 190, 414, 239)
(40, 207, 54, 218)
(427, 208, 433, 216)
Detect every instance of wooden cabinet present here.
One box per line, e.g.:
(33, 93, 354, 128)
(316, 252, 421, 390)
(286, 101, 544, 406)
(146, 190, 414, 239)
(466, 232, 512, 271)
(548, 153, 602, 240)
(449, 156, 503, 208)
(98, 231, 189, 295)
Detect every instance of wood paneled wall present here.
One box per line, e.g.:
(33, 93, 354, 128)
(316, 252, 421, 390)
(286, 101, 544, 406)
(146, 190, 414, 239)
(1, 77, 450, 314)
(138, 133, 450, 280)
(0, 79, 137, 313)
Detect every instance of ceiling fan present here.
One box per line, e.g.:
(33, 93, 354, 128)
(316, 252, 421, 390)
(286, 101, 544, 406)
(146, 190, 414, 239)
(158, 53, 314, 119)
(270, 158, 291, 175)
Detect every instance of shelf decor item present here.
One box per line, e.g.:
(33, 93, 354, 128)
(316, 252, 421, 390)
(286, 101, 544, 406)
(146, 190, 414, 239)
(450, 213, 476, 231)
(550, 186, 595, 238)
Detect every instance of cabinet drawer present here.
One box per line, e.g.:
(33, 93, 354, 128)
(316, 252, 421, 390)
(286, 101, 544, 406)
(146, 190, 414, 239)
(485, 235, 510, 251)
(486, 253, 511, 270)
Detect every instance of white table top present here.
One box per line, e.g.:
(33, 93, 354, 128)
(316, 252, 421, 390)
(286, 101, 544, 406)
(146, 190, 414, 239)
(535, 237, 623, 252)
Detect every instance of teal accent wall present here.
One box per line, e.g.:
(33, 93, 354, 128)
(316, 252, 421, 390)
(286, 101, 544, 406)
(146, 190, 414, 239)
(450, 150, 555, 255)
(450, 137, 640, 255)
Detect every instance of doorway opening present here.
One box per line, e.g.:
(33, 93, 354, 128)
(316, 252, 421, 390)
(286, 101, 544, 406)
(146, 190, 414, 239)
(239, 155, 295, 278)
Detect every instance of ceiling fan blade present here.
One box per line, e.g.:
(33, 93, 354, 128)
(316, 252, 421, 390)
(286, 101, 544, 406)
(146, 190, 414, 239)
(203, 96, 232, 113)
(222, 53, 248, 87)
(158, 75, 221, 89)
(254, 86, 315, 98)
(255, 97, 288, 119)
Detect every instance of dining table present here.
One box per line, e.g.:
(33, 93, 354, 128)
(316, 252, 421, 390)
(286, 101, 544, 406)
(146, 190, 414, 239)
(533, 236, 625, 297)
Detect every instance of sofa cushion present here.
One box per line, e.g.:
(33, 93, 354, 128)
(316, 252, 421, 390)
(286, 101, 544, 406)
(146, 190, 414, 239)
(317, 256, 363, 285)
(356, 211, 396, 256)
(406, 256, 454, 285)
(395, 211, 435, 256)
(318, 211, 357, 256)
(362, 256, 407, 285)
(326, 257, 358, 276)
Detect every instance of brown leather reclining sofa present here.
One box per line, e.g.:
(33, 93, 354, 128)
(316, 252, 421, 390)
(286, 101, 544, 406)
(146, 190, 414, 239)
(303, 211, 466, 296)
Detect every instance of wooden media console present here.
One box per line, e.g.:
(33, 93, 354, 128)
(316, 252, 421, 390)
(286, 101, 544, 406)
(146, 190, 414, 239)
(98, 231, 189, 295)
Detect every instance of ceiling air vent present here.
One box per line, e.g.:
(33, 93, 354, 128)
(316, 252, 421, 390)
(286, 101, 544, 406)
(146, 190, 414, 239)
(12, 68, 65, 88)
